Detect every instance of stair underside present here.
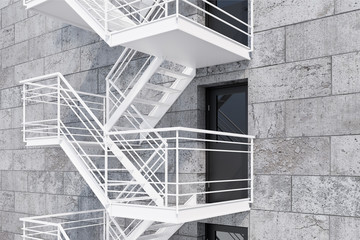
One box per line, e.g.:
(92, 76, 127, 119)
(25, 0, 251, 68)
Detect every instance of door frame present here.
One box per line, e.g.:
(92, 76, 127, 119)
(205, 82, 248, 203)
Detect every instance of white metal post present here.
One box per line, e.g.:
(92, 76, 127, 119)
(175, 130, 179, 214)
(106, 211, 110, 240)
(105, 0, 108, 34)
(22, 221, 26, 240)
(250, 0, 254, 51)
(57, 76, 61, 140)
(250, 138, 254, 203)
(165, 142, 168, 207)
(22, 84, 26, 143)
(176, 0, 179, 18)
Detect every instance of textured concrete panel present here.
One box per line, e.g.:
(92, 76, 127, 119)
(2, 41, 28, 68)
(285, 94, 360, 137)
(0, 25, 14, 48)
(287, 11, 360, 61)
(335, 0, 360, 13)
(254, 137, 330, 175)
(45, 148, 75, 171)
(80, 42, 123, 71)
(0, 86, 21, 109)
(0, 150, 12, 170)
(1, 1, 27, 28)
(254, 0, 334, 31)
(250, 210, 329, 240)
(13, 149, 46, 171)
(0, 67, 15, 89)
(0, 109, 12, 130)
(330, 216, 360, 240)
(332, 52, 360, 94)
(28, 172, 64, 194)
(1, 171, 27, 191)
(45, 194, 79, 214)
(0, 191, 15, 211)
(253, 175, 291, 211)
(15, 192, 46, 215)
(249, 102, 285, 138)
(14, 58, 44, 81)
(1, 212, 27, 234)
(249, 57, 331, 103)
(28, 29, 62, 60)
(44, 48, 81, 75)
(202, 212, 249, 228)
(250, 28, 285, 68)
(64, 172, 94, 196)
(15, 14, 46, 43)
(62, 26, 99, 51)
(292, 176, 360, 217)
(331, 135, 360, 176)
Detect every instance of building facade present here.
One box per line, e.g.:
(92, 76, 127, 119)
(0, 0, 360, 239)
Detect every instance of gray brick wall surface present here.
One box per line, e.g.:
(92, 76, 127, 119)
(0, 0, 359, 239)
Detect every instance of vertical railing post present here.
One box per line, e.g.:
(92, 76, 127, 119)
(250, 138, 254, 203)
(106, 211, 110, 240)
(165, 0, 168, 17)
(57, 76, 61, 140)
(250, 0, 254, 51)
(105, 0, 108, 34)
(57, 227, 60, 240)
(176, 0, 179, 18)
(23, 221, 26, 239)
(164, 141, 168, 207)
(22, 84, 26, 143)
(175, 130, 179, 214)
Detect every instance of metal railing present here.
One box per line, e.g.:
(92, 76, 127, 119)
(21, 210, 110, 240)
(108, 127, 254, 212)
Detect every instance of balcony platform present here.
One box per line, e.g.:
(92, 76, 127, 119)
(108, 199, 250, 223)
(24, 0, 251, 68)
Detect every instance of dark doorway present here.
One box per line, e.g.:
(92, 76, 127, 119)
(206, 0, 249, 45)
(206, 224, 248, 240)
(206, 83, 248, 203)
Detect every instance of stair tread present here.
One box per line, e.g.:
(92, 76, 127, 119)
(133, 97, 170, 107)
(122, 111, 156, 120)
(138, 233, 169, 240)
(116, 196, 155, 202)
(147, 223, 178, 230)
(157, 67, 192, 79)
(144, 83, 181, 94)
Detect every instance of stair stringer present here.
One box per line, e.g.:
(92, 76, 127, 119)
(59, 137, 109, 207)
(127, 220, 155, 240)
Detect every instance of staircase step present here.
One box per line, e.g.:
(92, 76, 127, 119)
(133, 98, 170, 107)
(144, 83, 181, 94)
(157, 67, 191, 79)
(116, 196, 154, 202)
(122, 111, 157, 121)
(138, 233, 168, 240)
(147, 223, 178, 231)
(113, 126, 137, 131)
(70, 141, 103, 146)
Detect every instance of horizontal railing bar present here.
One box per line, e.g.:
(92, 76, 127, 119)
(168, 187, 251, 197)
(108, 126, 255, 139)
(62, 222, 104, 231)
(21, 210, 105, 221)
(168, 178, 251, 185)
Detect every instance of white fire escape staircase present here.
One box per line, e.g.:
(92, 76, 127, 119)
(20, 0, 254, 239)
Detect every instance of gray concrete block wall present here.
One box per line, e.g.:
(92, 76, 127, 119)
(0, 0, 360, 239)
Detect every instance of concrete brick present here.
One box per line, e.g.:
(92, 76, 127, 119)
(332, 51, 360, 95)
(0, 150, 13, 170)
(0, 191, 15, 211)
(78, 197, 102, 211)
(0, 86, 21, 109)
(331, 135, 360, 176)
(250, 27, 285, 68)
(250, 210, 329, 240)
(158, 110, 202, 129)
(0, 231, 15, 240)
(0, 0, 12, 10)
(253, 175, 291, 211)
(0, 129, 24, 150)
(285, 94, 360, 137)
(14, 58, 44, 81)
(0, 25, 15, 49)
(28, 29, 62, 60)
(64, 172, 93, 196)
(14, 14, 46, 43)
(1, 1, 27, 27)
(1, 171, 27, 191)
(28, 171, 64, 194)
(80, 41, 123, 71)
(330, 216, 360, 240)
(2, 41, 28, 68)
(66, 69, 98, 94)
(0, 109, 12, 130)
(249, 102, 285, 138)
(45, 194, 79, 214)
(286, 11, 360, 62)
(12, 149, 46, 171)
(254, 0, 334, 31)
(1, 212, 27, 234)
(335, 0, 360, 13)
(45, 148, 75, 171)
(292, 176, 360, 217)
(254, 137, 330, 175)
(0, 67, 15, 89)
(15, 192, 46, 215)
(202, 212, 249, 228)
(62, 26, 99, 51)
(44, 48, 80, 75)
(249, 57, 331, 103)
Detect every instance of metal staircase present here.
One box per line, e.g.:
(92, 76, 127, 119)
(20, 0, 254, 239)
